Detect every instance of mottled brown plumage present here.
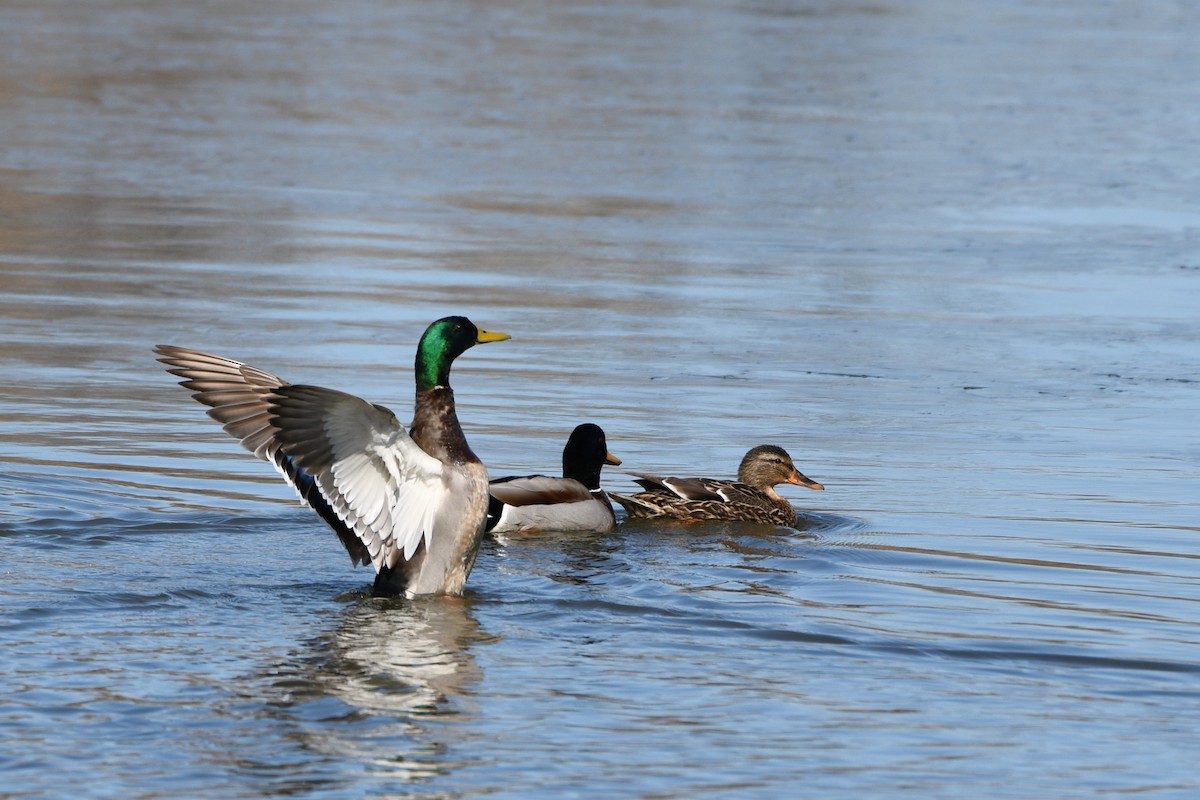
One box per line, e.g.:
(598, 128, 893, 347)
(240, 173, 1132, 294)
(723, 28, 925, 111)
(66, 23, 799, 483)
(610, 445, 824, 526)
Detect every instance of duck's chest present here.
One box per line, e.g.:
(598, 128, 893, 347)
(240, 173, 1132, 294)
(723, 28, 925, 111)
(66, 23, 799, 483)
(409, 387, 479, 465)
(405, 460, 490, 597)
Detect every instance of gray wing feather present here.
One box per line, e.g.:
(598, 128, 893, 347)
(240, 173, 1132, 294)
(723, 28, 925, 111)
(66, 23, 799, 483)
(156, 345, 449, 570)
(489, 475, 594, 506)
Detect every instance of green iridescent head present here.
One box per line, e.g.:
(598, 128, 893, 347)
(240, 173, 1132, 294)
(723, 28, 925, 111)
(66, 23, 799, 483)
(414, 316, 510, 392)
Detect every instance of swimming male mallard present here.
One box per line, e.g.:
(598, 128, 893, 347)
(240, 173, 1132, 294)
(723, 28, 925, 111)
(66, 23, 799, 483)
(609, 444, 824, 526)
(155, 316, 510, 597)
(486, 423, 622, 534)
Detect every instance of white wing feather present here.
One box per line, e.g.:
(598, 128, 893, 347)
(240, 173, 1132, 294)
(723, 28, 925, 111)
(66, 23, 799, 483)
(283, 389, 448, 571)
(154, 345, 453, 573)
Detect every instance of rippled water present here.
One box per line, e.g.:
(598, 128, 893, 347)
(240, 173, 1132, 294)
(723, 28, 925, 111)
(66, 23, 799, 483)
(2, 1, 1199, 797)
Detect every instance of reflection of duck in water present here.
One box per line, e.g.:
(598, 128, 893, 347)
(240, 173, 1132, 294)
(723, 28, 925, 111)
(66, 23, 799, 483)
(319, 598, 484, 715)
(156, 316, 510, 597)
(487, 424, 622, 534)
(258, 597, 485, 781)
(610, 445, 824, 526)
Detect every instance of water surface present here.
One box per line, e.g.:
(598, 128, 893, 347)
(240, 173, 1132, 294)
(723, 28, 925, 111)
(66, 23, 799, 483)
(2, 1, 1198, 798)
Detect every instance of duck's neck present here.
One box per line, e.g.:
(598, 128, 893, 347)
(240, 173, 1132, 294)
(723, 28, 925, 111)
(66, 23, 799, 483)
(414, 355, 451, 395)
(564, 461, 602, 490)
(578, 470, 604, 491)
(410, 386, 479, 464)
(760, 485, 792, 511)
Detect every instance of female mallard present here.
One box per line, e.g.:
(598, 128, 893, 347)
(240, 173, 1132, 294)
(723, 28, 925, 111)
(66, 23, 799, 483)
(609, 444, 824, 526)
(155, 316, 510, 597)
(486, 423, 622, 534)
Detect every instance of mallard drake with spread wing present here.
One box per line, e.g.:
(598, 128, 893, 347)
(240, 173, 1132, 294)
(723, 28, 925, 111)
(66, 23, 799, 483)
(609, 444, 823, 526)
(155, 316, 510, 597)
(486, 423, 622, 534)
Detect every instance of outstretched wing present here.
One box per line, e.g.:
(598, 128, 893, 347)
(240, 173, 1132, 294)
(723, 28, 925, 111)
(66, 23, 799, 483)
(155, 344, 290, 460)
(156, 345, 448, 571)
